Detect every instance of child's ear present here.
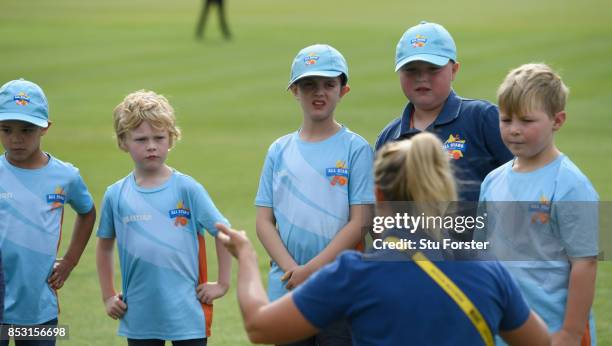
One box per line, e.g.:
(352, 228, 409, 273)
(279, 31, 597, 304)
(340, 84, 350, 98)
(40, 122, 52, 136)
(289, 84, 298, 97)
(451, 62, 460, 81)
(118, 137, 128, 152)
(552, 111, 566, 131)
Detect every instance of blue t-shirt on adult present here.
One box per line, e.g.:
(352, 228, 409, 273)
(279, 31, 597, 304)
(375, 91, 512, 201)
(292, 250, 530, 346)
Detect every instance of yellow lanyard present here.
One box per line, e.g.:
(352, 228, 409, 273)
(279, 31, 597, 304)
(385, 237, 494, 346)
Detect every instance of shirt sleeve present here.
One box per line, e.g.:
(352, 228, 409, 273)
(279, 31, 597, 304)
(291, 252, 358, 329)
(192, 181, 229, 237)
(254, 143, 276, 207)
(348, 142, 375, 205)
(67, 170, 94, 214)
(496, 263, 531, 331)
(481, 104, 513, 166)
(554, 178, 599, 258)
(96, 189, 116, 238)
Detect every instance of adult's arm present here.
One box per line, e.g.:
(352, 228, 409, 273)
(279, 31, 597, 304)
(499, 311, 550, 346)
(217, 223, 318, 344)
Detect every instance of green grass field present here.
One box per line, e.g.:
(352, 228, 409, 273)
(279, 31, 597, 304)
(2, 0, 611, 344)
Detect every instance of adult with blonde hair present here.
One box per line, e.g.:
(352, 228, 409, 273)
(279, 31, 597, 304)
(217, 133, 550, 346)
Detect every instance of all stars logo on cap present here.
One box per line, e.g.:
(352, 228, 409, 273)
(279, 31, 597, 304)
(411, 34, 428, 48)
(14, 92, 30, 106)
(304, 52, 320, 65)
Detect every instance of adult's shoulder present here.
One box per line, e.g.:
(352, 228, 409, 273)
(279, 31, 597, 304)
(314, 250, 367, 278)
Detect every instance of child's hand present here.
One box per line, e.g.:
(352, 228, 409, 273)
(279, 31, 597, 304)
(48, 257, 76, 289)
(196, 282, 229, 305)
(104, 293, 127, 320)
(281, 265, 313, 290)
(551, 329, 582, 346)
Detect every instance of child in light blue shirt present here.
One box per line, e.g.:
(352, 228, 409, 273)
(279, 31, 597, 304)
(480, 64, 598, 345)
(0, 79, 96, 346)
(96, 90, 231, 345)
(255, 44, 374, 346)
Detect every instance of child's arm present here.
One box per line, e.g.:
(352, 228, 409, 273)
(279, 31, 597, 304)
(282, 204, 372, 290)
(552, 257, 597, 346)
(196, 235, 232, 304)
(256, 207, 298, 272)
(96, 237, 127, 319)
(48, 206, 96, 289)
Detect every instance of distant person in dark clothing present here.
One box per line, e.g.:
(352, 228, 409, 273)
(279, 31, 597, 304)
(195, 0, 231, 40)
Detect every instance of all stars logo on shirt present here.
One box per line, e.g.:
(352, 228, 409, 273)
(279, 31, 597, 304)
(326, 161, 349, 186)
(529, 195, 551, 224)
(169, 200, 191, 227)
(47, 186, 66, 210)
(444, 134, 467, 160)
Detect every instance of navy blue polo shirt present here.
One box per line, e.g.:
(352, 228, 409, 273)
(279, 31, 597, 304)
(375, 90, 512, 201)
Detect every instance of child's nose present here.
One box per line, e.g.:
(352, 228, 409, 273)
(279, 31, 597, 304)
(11, 133, 24, 143)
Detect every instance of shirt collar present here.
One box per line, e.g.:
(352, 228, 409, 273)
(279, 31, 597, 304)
(399, 90, 461, 136)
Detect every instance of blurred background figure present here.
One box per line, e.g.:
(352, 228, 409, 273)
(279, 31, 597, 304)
(195, 0, 231, 40)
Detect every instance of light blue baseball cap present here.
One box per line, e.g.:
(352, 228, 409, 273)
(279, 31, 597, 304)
(395, 21, 457, 72)
(288, 44, 348, 88)
(0, 79, 49, 127)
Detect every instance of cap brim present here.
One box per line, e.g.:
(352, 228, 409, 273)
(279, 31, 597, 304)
(287, 71, 343, 89)
(0, 113, 48, 127)
(395, 54, 450, 72)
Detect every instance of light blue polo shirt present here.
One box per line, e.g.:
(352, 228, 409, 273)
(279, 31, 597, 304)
(0, 154, 94, 325)
(479, 154, 598, 345)
(255, 126, 375, 301)
(97, 170, 228, 340)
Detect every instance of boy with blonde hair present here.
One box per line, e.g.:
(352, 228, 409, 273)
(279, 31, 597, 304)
(480, 63, 598, 345)
(255, 44, 375, 345)
(0, 79, 96, 346)
(96, 90, 231, 346)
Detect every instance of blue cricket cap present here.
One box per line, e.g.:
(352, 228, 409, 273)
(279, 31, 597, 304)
(395, 21, 457, 72)
(0, 79, 49, 127)
(288, 44, 348, 88)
